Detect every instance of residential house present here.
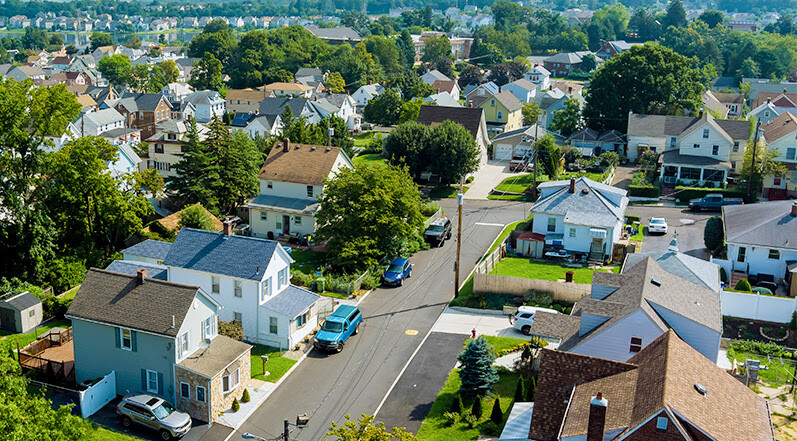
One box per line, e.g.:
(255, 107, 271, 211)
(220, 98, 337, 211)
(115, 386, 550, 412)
(420, 69, 451, 86)
(626, 113, 749, 183)
(568, 129, 627, 157)
(468, 90, 524, 134)
(50, 55, 73, 70)
(595, 40, 639, 59)
(52, 71, 91, 86)
(502, 78, 538, 104)
(226, 88, 274, 114)
(185, 90, 226, 123)
(749, 95, 797, 124)
(66, 268, 252, 422)
(424, 92, 462, 108)
(257, 97, 316, 133)
(709, 91, 744, 117)
(232, 114, 279, 138)
(165, 226, 321, 349)
(76, 108, 126, 136)
(760, 112, 797, 199)
(728, 20, 757, 31)
(745, 80, 797, 104)
(161, 82, 194, 103)
(114, 93, 174, 139)
(351, 83, 385, 108)
(294, 67, 325, 89)
(75, 94, 98, 112)
(722, 201, 797, 290)
(532, 177, 628, 261)
(5, 65, 46, 81)
(122, 239, 174, 265)
(432, 79, 461, 99)
(543, 51, 596, 77)
(463, 81, 499, 103)
(175, 58, 198, 83)
(249, 139, 352, 238)
(523, 64, 551, 89)
(305, 26, 361, 45)
(533, 88, 576, 130)
(310, 93, 360, 131)
(263, 82, 313, 98)
(417, 105, 490, 169)
(449, 36, 473, 60)
(145, 119, 209, 178)
(491, 124, 561, 162)
(623, 236, 721, 292)
(528, 330, 774, 441)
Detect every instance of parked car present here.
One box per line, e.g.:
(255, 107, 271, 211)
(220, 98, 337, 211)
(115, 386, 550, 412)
(382, 258, 412, 286)
(424, 218, 452, 246)
(117, 394, 191, 440)
(512, 305, 560, 335)
(314, 305, 363, 352)
(688, 194, 744, 211)
(647, 217, 668, 234)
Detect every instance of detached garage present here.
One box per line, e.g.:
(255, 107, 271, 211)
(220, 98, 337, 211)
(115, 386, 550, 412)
(0, 291, 43, 334)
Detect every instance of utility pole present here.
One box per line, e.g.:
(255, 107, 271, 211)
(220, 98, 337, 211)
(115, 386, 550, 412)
(284, 420, 290, 441)
(531, 112, 540, 200)
(747, 119, 761, 200)
(454, 177, 463, 298)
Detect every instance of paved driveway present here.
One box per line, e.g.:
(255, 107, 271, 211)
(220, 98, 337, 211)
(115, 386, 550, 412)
(626, 205, 715, 258)
(464, 160, 514, 200)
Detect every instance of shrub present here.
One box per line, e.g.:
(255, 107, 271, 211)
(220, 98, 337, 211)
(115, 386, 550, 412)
(481, 421, 501, 436)
(177, 204, 215, 231)
(42, 296, 71, 320)
(463, 413, 478, 428)
(451, 393, 463, 414)
(513, 377, 525, 402)
(218, 320, 244, 341)
(526, 377, 536, 401)
(147, 219, 176, 241)
(673, 186, 746, 204)
(442, 411, 461, 427)
(45, 257, 87, 294)
(490, 398, 503, 424)
(466, 176, 475, 184)
(704, 216, 724, 254)
(627, 185, 660, 198)
(791, 312, 797, 330)
(730, 340, 788, 357)
(720, 267, 728, 283)
(231, 398, 240, 412)
(360, 135, 384, 155)
(471, 396, 482, 417)
(241, 389, 250, 403)
(359, 272, 381, 291)
(457, 337, 499, 398)
(290, 271, 314, 288)
(753, 287, 773, 295)
(523, 290, 553, 308)
(734, 279, 752, 292)
(420, 200, 442, 217)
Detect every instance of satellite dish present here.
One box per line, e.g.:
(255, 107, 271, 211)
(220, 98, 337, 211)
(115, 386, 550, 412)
(199, 339, 211, 350)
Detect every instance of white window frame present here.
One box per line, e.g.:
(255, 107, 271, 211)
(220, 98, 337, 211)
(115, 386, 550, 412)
(712, 145, 719, 156)
(233, 312, 242, 323)
(234, 280, 242, 297)
(120, 328, 133, 351)
(260, 211, 268, 221)
(702, 128, 709, 138)
(569, 227, 576, 238)
(261, 277, 271, 302)
(196, 386, 206, 403)
(201, 317, 212, 340)
(211, 276, 220, 294)
(146, 370, 158, 393)
(180, 382, 190, 399)
(547, 217, 556, 232)
(306, 185, 314, 198)
(269, 316, 278, 334)
(179, 332, 189, 357)
(222, 368, 240, 393)
(294, 216, 302, 226)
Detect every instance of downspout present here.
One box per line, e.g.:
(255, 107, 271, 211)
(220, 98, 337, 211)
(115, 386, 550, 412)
(207, 378, 212, 423)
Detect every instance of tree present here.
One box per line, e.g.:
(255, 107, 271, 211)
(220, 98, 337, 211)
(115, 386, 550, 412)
(536, 135, 563, 179)
(90, 32, 114, 50)
(397, 29, 416, 67)
(490, 398, 503, 424)
(363, 89, 403, 126)
(326, 414, 419, 441)
(177, 204, 216, 231)
(428, 120, 480, 185)
(514, 378, 525, 401)
(549, 97, 582, 137)
(584, 44, 703, 131)
(327, 72, 346, 93)
(159, 59, 179, 84)
(487, 61, 526, 86)
(421, 36, 452, 65)
(451, 394, 464, 413)
(492, 1, 528, 31)
(663, 0, 687, 29)
(704, 216, 724, 254)
(458, 64, 483, 88)
(315, 164, 424, 271)
(740, 142, 786, 198)
(698, 10, 725, 28)
(124, 36, 142, 49)
(471, 397, 482, 417)
(399, 99, 422, 123)
(457, 336, 499, 398)
(580, 53, 597, 72)
(97, 54, 132, 85)
(65, 44, 78, 55)
(190, 53, 224, 91)
(21, 27, 49, 50)
(629, 8, 662, 41)
(384, 122, 432, 179)
(522, 102, 542, 125)
(737, 58, 760, 79)
(188, 20, 235, 62)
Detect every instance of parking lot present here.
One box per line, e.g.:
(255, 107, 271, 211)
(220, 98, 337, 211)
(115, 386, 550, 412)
(626, 205, 716, 258)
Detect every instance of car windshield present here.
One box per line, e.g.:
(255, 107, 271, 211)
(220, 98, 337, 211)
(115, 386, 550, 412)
(387, 264, 404, 273)
(650, 219, 665, 224)
(428, 225, 445, 232)
(322, 321, 344, 332)
(152, 401, 175, 420)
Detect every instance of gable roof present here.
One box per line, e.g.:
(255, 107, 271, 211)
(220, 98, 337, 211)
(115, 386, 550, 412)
(554, 331, 774, 441)
(533, 177, 627, 228)
(568, 128, 599, 142)
(627, 114, 749, 140)
(305, 26, 361, 41)
(475, 90, 522, 111)
(258, 140, 347, 186)
(117, 93, 169, 112)
(122, 239, 172, 261)
(422, 69, 451, 83)
(0, 291, 41, 311)
(622, 249, 720, 292)
(258, 97, 309, 117)
(760, 111, 797, 143)
(433, 79, 458, 95)
(262, 285, 319, 318)
(66, 268, 201, 337)
(164, 228, 283, 281)
(263, 82, 313, 93)
(105, 260, 168, 280)
(295, 67, 323, 79)
(545, 52, 584, 64)
(507, 78, 536, 91)
(185, 90, 223, 105)
(712, 91, 744, 104)
(417, 105, 485, 141)
(84, 108, 125, 126)
(226, 88, 273, 102)
(723, 200, 797, 250)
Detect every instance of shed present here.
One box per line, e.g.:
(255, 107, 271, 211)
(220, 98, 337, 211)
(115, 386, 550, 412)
(516, 232, 545, 258)
(0, 291, 43, 334)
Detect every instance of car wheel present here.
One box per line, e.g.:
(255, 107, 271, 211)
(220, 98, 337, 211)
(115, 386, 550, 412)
(121, 416, 133, 429)
(336, 342, 343, 353)
(521, 325, 531, 336)
(160, 430, 173, 441)
(446, 231, 452, 239)
(407, 268, 412, 278)
(398, 277, 403, 286)
(353, 323, 360, 335)
(692, 206, 701, 212)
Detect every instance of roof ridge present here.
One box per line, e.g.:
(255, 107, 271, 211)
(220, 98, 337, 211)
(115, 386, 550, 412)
(91, 267, 201, 290)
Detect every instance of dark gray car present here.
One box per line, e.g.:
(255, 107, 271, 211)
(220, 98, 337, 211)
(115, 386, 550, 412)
(117, 394, 192, 440)
(424, 218, 452, 245)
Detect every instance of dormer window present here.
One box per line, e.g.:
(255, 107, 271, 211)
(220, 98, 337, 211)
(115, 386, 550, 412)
(702, 128, 710, 138)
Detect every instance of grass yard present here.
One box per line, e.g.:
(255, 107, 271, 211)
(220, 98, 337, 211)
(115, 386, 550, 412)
(489, 258, 619, 284)
(493, 172, 604, 194)
(0, 319, 72, 351)
(729, 352, 797, 386)
(487, 193, 528, 201)
(353, 131, 382, 147)
(84, 427, 143, 441)
(417, 369, 521, 441)
(429, 185, 470, 199)
(353, 153, 387, 168)
(464, 336, 528, 355)
(250, 344, 298, 382)
(624, 223, 644, 242)
(289, 249, 327, 273)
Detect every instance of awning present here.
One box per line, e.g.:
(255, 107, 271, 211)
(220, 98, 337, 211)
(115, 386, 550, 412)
(590, 228, 607, 238)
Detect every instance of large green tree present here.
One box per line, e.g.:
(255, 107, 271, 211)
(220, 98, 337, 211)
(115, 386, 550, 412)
(315, 164, 424, 271)
(97, 54, 132, 85)
(428, 120, 480, 185)
(698, 10, 725, 28)
(663, 0, 687, 29)
(190, 53, 224, 91)
(457, 337, 499, 398)
(363, 89, 404, 126)
(549, 96, 582, 138)
(21, 27, 49, 50)
(383, 122, 432, 179)
(420, 35, 452, 65)
(740, 141, 786, 199)
(583, 44, 703, 131)
(89, 32, 114, 50)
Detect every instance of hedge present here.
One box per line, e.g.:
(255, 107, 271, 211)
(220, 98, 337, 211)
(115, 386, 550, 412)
(673, 186, 747, 204)
(627, 185, 660, 198)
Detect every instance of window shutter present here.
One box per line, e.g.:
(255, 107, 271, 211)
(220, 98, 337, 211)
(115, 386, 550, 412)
(157, 372, 164, 395)
(115, 327, 121, 348)
(131, 330, 138, 352)
(141, 369, 147, 390)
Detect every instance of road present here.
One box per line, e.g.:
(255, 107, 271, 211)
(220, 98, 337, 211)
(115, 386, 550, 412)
(236, 199, 531, 441)
(626, 205, 716, 257)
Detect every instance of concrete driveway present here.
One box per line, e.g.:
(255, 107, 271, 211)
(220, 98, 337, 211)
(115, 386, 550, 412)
(626, 205, 715, 258)
(464, 160, 515, 200)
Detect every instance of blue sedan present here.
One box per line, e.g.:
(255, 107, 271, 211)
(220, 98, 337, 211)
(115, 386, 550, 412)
(382, 258, 412, 286)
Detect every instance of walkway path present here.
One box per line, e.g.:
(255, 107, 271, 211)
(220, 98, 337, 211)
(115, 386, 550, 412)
(464, 161, 514, 200)
(431, 306, 526, 338)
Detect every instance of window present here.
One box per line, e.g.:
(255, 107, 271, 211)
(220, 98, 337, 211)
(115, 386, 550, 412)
(787, 148, 796, 160)
(738, 247, 747, 262)
(167, 133, 177, 140)
(547, 217, 556, 232)
(306, 185, 314, 198)
(132, 113, 136, 120)
(196, 386, 206, 403)
(211, 276, 219, 294)
(222, 368, 240, 393)
(139, 112, 144, 119)
(120, 328, 133, 351)
(792, 171, 797, 183)
(702, 169, 724, 182)
(267, 181, 273, 189)
(29, 309, 35, 317)
(774, 176, 782, 186)
(656, 417, 668, 430)
(669, 136, 677, 148)
(270, 317, 278, 334)
(155, 144, 164, 154)
(294, 216, 302, 226)
(234, 312, 242, 323)
(569, 227, 576, 238)
(702, 128, 710, 138)
(146, 370, 158, 393)
(712, 145, 719, 156)
(202, 317, 212, 339)
(630, 337, 643, 352)
(179, 332, 188, 356)
(278, 268, 288, 288)
(679, 167, 701, 180)
(260, 211, 268, 221)
(180, 382, 190, 399)
(234, 280, 242, 297)
(497, 110, 503, 120)
(769, 249, 781, 260)
(733, 142, 740, 152)
(261, 277, 271, 301)
(765, 111, 770, 117)
(693, 143, 700, 149)
(296, 310, 309, 328)
(490, 99, 495, 107)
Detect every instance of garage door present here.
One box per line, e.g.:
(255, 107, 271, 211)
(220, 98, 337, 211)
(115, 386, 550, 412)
(495, 144, 513, 161)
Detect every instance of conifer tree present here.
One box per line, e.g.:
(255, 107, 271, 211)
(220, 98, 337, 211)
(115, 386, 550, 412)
(457, 336, 499, 398)
(490, 398, 503, 424)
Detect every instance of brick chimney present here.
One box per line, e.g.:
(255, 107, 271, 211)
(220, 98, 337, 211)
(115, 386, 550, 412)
(498, 85, 502, 93)
(792, 201, 797, 217)
(767, 97, 772, 104)
(282, 138, 290, 152)
(586, 392, 608, 441)
(468, 101, 473, 108)
(569, 177, 576, 193)
(223, 219, 233, 237)
(136, 269, 147, 285)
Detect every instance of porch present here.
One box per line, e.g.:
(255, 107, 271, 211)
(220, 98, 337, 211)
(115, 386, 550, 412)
(660, 150, 731, 186)
(18, 327, 75, 386)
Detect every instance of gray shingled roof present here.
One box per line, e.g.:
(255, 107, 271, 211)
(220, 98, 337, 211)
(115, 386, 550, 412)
(66, 268, 201, 337)
(0, 291, 41, 311)
(723, 200, 797, 250)
(122, 239, 172, 261)
(117, 93, 169, 112)
(305, 26, 361, 41)
(661, 150, 732, 168)
(627, 114, 749, 140)
(185, 90, 223, 105)
(534, 177, 628, 228)
(250, 194, 319, 215)
(623, 251, 720, 292)
(85, 108, 125, 126)
(105, 260, 168, 280)
(417, 105, 484, 141)
(258, 97, 308, 117)
(177, 334, 251, 378)
(262, 285, 319, 318)
(164, 228, 281, 281)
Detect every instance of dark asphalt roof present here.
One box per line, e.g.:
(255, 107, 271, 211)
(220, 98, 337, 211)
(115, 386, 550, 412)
(0, 291, 41, 311)
(231, 112, 254, 127)
(262, 285, 319, 318)
(122, 239, 172, 261)
(67, 268, 200, 337)
(177, 335, 251, 379)
(417, 105, 484, 140)
(118, 92, 170, 112)
(258, 97, 308, 117)
(627, 114, 749, 140)
(623, 251, 720, 292)
(105, 260, 168, 280)
(661, 150, 731, 168)
(723, 200, 797, 250)
(164, 228, 280, 281)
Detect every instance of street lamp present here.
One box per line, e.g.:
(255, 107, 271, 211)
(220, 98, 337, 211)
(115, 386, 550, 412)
(242, 414, 309, 441)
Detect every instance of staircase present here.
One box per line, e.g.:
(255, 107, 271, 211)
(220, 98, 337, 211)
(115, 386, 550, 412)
(730, 270, 747, 289)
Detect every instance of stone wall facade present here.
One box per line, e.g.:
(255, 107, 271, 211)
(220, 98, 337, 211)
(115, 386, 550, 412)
(209, 349, 252, 421)
(174, 366, 211, 422)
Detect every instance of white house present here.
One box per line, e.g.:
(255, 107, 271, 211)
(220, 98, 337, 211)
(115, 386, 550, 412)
(532, 177, 628, 261)
(523, 64, 551, 89)
(491, 124, 555, 161)
(184, 90, 225, 123)
(760, 112, 797, 200)
(351, 83, 385, 108)
(420, 69, 450, 85)
(249, 139, 353, 239)
(77, 108, 126, 136)
(163, 225, 321, 349)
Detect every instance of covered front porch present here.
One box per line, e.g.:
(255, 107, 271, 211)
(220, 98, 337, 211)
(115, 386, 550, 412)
(660, 150, 731, 186)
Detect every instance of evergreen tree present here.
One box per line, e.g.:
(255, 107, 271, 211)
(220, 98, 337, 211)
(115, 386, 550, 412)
(527, 377, 536, 402)
(398, 29, 415, 68)
(457, 336, 499, 398)
(471, 396, 482, 417)
(664, 0, 687, 29)
(513, 377, 525, 402)
(490, 398, 503, 424)
(451, 393, 463, 413)
(168, 119, 221, 212)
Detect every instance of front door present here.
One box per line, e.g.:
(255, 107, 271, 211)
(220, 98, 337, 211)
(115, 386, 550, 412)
(591, 238, 603, 254)
(282, 215, 290, 235)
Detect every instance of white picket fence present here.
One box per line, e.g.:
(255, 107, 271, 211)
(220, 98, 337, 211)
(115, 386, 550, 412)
(79, 370, 116, 418)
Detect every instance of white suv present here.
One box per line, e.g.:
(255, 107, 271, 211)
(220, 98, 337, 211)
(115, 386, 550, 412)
(513, 305, 560, 335)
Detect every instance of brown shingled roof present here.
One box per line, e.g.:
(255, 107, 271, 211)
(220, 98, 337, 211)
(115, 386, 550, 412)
(761, 111, 797, 144)
(417, 105, 484, 140)
(257, 140, 345, 185)
(226, 88, 273, 101)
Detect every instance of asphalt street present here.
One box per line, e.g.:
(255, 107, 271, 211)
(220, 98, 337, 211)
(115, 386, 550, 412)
(626, 205, 716, 257)
(235, 199, 531, 441)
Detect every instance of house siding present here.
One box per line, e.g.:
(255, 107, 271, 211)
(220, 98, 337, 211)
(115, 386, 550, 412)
(647, 303, 720, 363)
(627, 135, 668, 161)
(570, 309, 663, 362)
(624, 410, 690, 441)
(727, 242, 797, 281)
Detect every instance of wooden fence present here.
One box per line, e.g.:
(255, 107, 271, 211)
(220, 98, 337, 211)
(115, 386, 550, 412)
(18, 327, 75, 386)
(474, 272, 590, 303)
(475, 246, 504, 274)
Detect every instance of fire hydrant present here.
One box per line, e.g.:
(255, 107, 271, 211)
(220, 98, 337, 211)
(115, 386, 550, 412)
(471, 328, 477, 339)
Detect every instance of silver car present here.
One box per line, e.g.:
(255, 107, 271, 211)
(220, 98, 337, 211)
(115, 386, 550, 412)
(117, 394, 192, 440)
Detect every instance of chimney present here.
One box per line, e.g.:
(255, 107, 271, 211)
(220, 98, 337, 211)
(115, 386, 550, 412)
(792, 201, 797, 217)
(586, 393, 608, 441)
(767, 97, 772, 104)
(468, 101, 473, 108)
(569, 177, 576, 193)
(136, 268, 147, 285)
(568, 86, 573, 94)
(498, 85, 502, 93)
(223, 219, 233, 237)
(282, 138, 290, 152)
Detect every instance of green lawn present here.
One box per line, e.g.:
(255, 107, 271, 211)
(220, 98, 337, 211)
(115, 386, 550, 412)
(464, 336, 528, 355)
(84, 427, 143, 441)
(353, 153, 387, 168)
(353, 131, 382, 147)
(493, 172, 604, 194)
(624, 223, 644, 242)
(487, 193, 528, 201)
(417, 369, 521, 441)
(730, 353, 796, 386)
(250, 344, 298, 382)
(490, 258, 619, 284)
(0, 319, 72, 351)
(289, 249, 327, 273)
(319, 291, 349, 299)
(429, 185, 470, 198)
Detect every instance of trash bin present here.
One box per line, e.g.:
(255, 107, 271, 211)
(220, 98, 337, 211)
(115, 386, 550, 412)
(315, 278, 326, 292)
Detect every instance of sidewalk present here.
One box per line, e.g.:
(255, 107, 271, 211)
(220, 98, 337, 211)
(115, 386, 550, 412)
(431, 306, 526, 338)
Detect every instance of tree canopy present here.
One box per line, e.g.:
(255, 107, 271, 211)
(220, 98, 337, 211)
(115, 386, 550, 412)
(457, 337, 499, 398)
